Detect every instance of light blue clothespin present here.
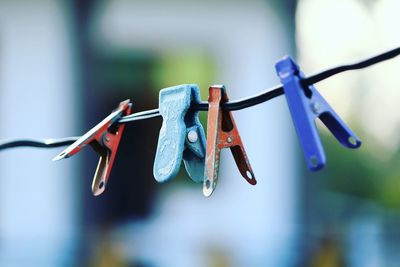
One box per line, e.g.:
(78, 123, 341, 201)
(154, 84, 206, 183)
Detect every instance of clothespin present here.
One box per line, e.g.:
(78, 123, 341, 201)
(53, 100, 132, 196)
(153, 84, 207, 183)
(275, 56, 361, 171)
(203, 85, 256, 197)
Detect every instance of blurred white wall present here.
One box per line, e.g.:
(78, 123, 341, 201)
(0, 1, 77, 266)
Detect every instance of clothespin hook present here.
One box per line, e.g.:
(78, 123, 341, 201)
(53, 100, 132, 196)
(203, 85, 256, 197)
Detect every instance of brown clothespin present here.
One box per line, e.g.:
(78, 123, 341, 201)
(53, 100, 132, 196)
(203, 85, 256, 197)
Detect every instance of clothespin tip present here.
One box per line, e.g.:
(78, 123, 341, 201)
(52, 153, 65, 161)
(52, 150, 71, 161)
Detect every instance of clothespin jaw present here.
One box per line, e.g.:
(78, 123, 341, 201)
(153, 84, 206, 183)
(53, 100, 132, 196)
(275, 56, 361, 171)
(203, 85, 256, 197)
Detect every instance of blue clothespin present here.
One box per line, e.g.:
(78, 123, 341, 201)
(275, 56, 361, 171)
(154, 84, 206, 183)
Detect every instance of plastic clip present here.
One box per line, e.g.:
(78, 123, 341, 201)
(53, 100, 132, 196)
(153, 84, 206, 183)
(275, 56, 361, 171)
(203, 85, 256, 197)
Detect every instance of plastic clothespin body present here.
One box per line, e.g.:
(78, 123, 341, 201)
(203, 85, 256, 197)
(53, 100, 132, 196)
(154, 84, 206, 183)
(275, 56, 361, 171)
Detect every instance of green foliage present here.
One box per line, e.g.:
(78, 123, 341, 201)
(315, 130, 400, 210)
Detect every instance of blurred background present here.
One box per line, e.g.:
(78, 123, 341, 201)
(0, 0, 399, 266)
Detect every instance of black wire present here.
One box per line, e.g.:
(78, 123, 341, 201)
(1, 46, 399, 150)
(223, 85, 284, 110)
(304, 46, 400, 85)
(191, 46, 400, 111)
(119, 46, 400, 115)
(0, 137, 79, 150)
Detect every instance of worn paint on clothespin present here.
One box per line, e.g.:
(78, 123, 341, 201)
(275, 56, 361, 171)
(203, 85, 256, 197)
(153, 84, 206, 183)
(53, 100, 132, 196)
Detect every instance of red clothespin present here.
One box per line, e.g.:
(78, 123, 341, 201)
(53, 100, 132, 196)
(203, 85, 256, 197)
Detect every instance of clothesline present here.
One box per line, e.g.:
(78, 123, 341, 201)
(0, 47, 398, 197)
